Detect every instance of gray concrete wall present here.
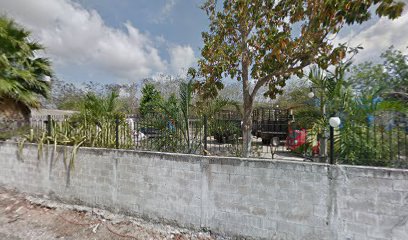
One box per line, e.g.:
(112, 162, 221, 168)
(0, 141, 407, 239)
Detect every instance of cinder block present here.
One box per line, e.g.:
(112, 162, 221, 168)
(393, 180, 408, 191)
(356, 212, 378, 225)
(347, 199, 376, 213)
(2, 142, 408, 239)
(367, 226, 392, 239)
(261, 218, 277, 230)
(377, 191, 402, 204)
(345, 222, 367, 235)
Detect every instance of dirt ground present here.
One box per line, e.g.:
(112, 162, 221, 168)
(0, 186, 230, 240)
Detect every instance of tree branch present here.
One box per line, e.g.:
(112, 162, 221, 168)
(250, 61, 310, 99)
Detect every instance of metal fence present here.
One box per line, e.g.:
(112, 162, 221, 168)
(2, 111, 407, 168)
(1, 112, 290, 159)
(124, 112, 287, 158)
(336, 120, 408, 168)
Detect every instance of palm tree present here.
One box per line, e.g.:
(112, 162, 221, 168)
(80, 91, 120, 125)
(308, 61, 407, 167)
(157, 77, 196, 153)
(0, 17, 52, 122)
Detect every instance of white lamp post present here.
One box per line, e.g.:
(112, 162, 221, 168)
(42, 75, 51, 82)
(329, 117, 341, 128)
(329, 116, 341, 164)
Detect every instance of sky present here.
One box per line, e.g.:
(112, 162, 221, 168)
(0, 0, 407, 85)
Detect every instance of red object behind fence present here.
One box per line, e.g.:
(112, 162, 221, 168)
(286, 129, 319, 155)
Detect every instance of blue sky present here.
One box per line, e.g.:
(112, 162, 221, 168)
(1, 0, 407, 85)
(0, 0, 208, 85)
(76, 0, 207, 47)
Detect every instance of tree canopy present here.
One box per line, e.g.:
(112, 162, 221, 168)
(139, 83, 163, 116)
(199, 0, 404, 99)
(0, 16, 52, 108)
(349, 47, 408, 103)
(198, 0, 405, 156)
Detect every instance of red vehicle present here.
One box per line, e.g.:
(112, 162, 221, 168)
(286, 128, 319, 156)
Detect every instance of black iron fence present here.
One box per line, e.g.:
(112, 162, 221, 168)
(2, 111, 407, 168)
(1, 112, 290, 159)
(336, 120, 408, 168)
(123, 113, 286, 158)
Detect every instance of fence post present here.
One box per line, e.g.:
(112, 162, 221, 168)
(115, 115, 119, 149)
(304, 128, 307, 158)
(329, 126, 334, 164)
(46, 115, 52, 137)
(204, 115, 208, 155)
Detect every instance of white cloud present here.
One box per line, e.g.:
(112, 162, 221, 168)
(335, 10, 408, 63)
(162, 0, 177, 15)
(0, 0, 191, 81)
(168, 45, 196, 74)
(152, 0, 177, 24)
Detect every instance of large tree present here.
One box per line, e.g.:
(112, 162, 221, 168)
(139, 83, 163, 116)
(349, 47, 408, 103)
(51, 78, 84, 110)
(198, 0, 404, 156)
(0, 17, 52, 110)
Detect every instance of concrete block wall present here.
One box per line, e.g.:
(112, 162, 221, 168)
(336, 166, 408, 240)
(0, 141, 407, 239)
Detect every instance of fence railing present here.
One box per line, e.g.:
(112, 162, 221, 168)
(9, 113, 290, 159)
(336, 120, 408, 168)
(2, 112, 407, 168)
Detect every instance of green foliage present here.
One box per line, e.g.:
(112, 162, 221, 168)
(381, 47, 408, 99)
(139, 83, 162, 116)
(67, 90, 134, 149)
(51, 79, 140, 113)
(17, 89, 134, 167)
(17, 118, 88, 170)
(0, 16, 52, 108)
(196, 96, 240, 118)
(349, 46, 408, 104)
(293, 109, 321, 129)
(210, 119, 241, 143)
(276, 83, 310, 108)
(195, 95, 242, 152)
(198, 0, 404, 98)
(51, 78, 84, 110)
(307, 52, 407, 167)
(348, 62, 388, 95)
(275, 81, 321, 129)
(0, 125, 30, 140)
(80, 91, 120, 122)
(198, 0, 404, 156)
(155, 77, 200, 154)
(337, 123, 396, 167)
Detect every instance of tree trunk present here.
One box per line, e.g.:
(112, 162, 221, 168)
(240, 28, 253, 158)
(242, 99, 253, 157)
(241, 49, 253, 157)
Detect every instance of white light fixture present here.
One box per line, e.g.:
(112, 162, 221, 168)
(42, 75, 51, 82)
(329, 117, 341, 128)
(308, 91, 315, 98)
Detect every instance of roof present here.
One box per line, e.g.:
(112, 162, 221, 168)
(30, 109, 78, 117)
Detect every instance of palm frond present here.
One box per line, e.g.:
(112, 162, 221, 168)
(0, 16, 52, 108)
